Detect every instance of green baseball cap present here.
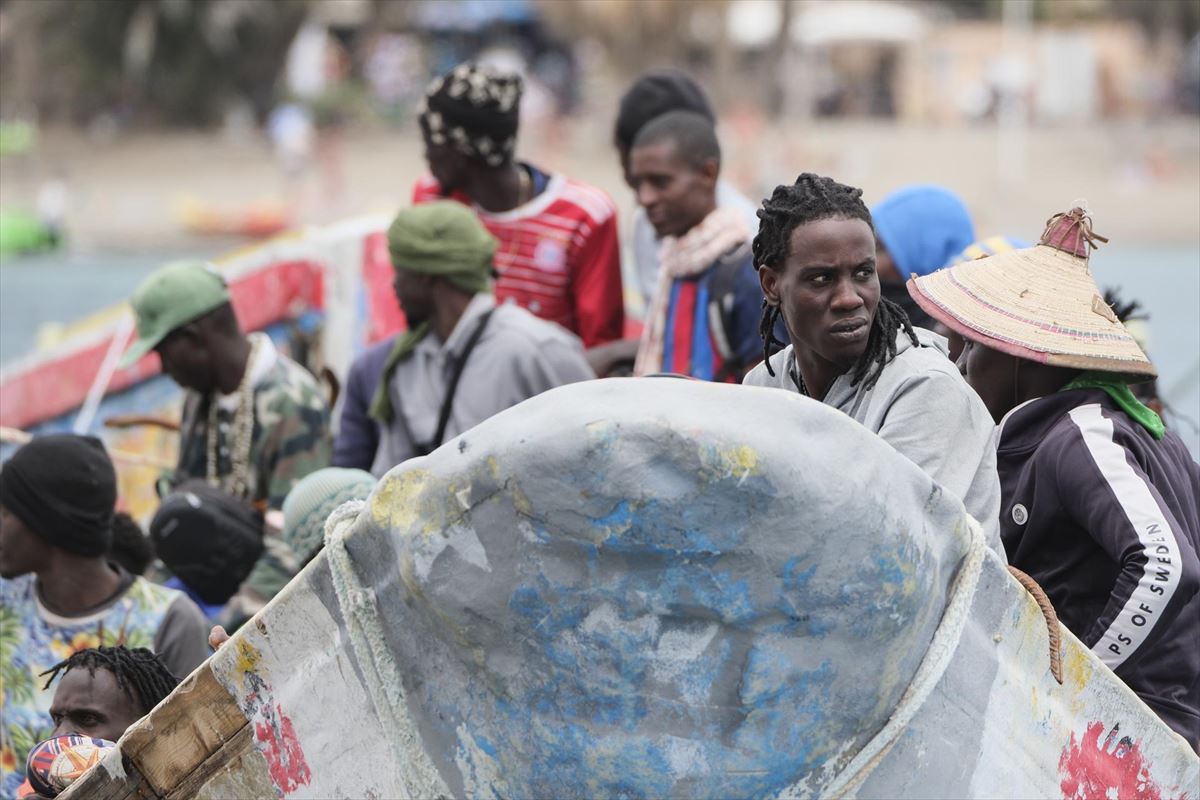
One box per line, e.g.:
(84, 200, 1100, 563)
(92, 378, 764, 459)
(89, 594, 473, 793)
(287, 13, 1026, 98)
(119, 260, 231, 368)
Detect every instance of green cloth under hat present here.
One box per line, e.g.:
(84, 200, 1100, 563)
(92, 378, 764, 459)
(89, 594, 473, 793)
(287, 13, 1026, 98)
(1061, 371, 1165, 440)
(369, 202, 498, 423)
(120, 260, 231, 368)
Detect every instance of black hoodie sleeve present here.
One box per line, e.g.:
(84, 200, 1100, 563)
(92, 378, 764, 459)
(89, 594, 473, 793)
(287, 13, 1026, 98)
(1055, 404, 1200, 674)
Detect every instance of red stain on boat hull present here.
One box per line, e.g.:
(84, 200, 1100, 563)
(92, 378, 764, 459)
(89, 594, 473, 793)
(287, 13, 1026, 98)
(255, 704, 312, 794)
(1058, 721, 1162, 800)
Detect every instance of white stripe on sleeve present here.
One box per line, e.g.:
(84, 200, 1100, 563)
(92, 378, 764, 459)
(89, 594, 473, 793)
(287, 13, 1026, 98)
(1068, 404, 1182, 671)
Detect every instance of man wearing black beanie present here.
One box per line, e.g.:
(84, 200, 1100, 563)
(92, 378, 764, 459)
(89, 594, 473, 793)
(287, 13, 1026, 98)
(0, 434, 209, 798)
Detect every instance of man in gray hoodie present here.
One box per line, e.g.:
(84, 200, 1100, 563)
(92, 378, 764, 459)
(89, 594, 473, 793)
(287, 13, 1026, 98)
(743, 174, 1003, 556)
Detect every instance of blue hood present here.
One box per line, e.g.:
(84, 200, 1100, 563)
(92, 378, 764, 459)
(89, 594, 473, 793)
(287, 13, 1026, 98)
(873, 185, 975, 280)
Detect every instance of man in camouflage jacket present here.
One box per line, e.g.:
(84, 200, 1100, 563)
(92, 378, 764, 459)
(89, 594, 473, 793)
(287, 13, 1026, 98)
(121, 261, 331, 629)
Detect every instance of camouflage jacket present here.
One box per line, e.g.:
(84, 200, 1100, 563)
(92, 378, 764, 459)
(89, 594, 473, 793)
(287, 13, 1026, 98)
(172, 334, 331, 627)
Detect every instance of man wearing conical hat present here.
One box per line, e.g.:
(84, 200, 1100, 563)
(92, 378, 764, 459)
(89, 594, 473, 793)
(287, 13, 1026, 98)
(909, 207, 1200, 745)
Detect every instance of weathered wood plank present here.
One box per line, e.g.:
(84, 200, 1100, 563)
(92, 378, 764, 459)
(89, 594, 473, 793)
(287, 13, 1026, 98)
(57, 749, 150, 800)
(61, 663, 250, 799)
(122, 663, 249, 793)
(164, 723, 276, 800)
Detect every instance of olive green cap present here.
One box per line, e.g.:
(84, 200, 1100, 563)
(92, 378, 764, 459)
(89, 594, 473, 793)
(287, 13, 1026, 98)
(119, 260, 231, 368)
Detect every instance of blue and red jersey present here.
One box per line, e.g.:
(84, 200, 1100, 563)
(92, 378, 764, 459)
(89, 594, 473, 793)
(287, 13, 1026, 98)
(660, 253, 764, 382)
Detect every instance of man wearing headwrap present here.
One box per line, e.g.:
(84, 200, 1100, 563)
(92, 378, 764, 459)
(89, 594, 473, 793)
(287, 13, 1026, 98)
(367, 201, 594, 474)
(410, 62, 624, 351)
(0, 435, 209, 797)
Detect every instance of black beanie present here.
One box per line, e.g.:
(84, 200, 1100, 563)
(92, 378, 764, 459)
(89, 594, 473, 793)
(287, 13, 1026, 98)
(614, 69, 716, 151)
(0, 434, 117, 556)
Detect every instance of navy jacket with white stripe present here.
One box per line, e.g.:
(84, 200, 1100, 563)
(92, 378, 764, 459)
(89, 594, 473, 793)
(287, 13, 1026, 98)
(997, 388, 1200, 745)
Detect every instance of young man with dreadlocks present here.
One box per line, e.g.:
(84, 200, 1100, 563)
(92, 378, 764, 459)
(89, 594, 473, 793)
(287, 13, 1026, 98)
(41, 646, 179, 743)
(410, 62, 624, 349)
(744, 174, 1004, 555)
(910, 207, 1199, 744)
(12, 647, 179, 798)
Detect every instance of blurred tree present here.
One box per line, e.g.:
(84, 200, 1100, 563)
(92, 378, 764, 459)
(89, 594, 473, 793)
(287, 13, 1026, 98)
(1, 0, 309, 127)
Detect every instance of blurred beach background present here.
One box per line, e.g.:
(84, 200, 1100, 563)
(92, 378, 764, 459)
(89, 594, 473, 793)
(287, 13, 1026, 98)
(1, 0, 1197, 453)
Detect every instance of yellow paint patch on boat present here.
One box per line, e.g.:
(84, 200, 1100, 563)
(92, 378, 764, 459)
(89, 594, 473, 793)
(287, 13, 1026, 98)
(371, 469, 436, 534)
(234, 639, 262, 674)
(1059, 643, 1095, 692)
(699, 442, 761, 482)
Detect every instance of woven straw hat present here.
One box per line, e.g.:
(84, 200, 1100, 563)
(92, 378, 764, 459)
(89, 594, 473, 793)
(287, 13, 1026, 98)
(907, 207, 1156, 379)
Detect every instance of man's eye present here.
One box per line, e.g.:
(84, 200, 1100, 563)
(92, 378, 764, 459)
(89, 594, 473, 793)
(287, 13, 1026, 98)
(855, 266, 875, 278)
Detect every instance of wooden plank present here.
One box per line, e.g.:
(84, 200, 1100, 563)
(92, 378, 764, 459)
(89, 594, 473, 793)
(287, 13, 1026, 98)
(57, 751, 150, 800)
(105, 663, 248, 795)
(165, 723, 276, 800)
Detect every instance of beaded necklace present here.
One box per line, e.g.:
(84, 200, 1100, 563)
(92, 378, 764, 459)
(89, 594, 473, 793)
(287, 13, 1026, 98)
(206, 337, 260, 499)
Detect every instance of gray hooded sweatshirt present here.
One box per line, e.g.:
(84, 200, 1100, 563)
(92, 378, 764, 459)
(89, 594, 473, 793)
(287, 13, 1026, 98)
(744, 327, 1005, 559)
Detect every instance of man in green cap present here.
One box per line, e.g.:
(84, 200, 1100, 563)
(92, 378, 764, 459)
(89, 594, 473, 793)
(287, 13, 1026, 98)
(120, 260, 332, 628)
(366, 201, 594, 474)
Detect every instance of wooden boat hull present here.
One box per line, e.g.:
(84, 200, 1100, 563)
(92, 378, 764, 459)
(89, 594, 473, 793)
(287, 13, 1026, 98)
(63, 379, 1199, 799)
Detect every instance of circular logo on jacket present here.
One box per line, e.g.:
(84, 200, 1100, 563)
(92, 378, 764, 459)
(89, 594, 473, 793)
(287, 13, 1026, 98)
(1011, 503, 1028, 525)
(533, 239, 568, 273)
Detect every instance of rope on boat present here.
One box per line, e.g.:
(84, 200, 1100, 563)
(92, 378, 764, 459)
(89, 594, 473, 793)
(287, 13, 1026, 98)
(790, 516, 990, 800)
(324, 501, 452, 800)
(1006, 565, 1065, 685)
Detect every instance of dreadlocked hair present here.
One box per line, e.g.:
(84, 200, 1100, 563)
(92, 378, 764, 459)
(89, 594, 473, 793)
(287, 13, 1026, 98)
(752, 173, 918, 389)
(41, 646, 179, 717)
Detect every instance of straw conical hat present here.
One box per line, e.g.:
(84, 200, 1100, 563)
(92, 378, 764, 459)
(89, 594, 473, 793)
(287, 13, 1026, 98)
(907, 207, 1156, 379)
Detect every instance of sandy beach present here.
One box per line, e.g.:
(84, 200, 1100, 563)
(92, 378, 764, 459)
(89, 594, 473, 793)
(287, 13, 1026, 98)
(1, 117, 1197, 251)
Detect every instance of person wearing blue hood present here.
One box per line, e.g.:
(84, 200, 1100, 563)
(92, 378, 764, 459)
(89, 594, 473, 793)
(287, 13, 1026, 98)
(872, 184, 976, 329)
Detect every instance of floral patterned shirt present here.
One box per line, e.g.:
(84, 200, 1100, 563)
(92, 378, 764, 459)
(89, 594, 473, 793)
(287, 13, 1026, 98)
(0, 571, 209, 797)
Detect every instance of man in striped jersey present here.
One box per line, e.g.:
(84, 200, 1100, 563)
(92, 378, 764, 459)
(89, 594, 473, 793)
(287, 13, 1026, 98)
(909, 207, 1200, 746)
(411, 62, 624, 350)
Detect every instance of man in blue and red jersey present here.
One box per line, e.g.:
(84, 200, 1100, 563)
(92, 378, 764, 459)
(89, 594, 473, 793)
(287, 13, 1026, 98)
(411, 62, 624, 350)
(626, 110, 763, 382)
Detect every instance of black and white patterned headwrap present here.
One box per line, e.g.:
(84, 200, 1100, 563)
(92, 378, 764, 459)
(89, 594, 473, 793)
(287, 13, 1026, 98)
(418, 63, 523, 167)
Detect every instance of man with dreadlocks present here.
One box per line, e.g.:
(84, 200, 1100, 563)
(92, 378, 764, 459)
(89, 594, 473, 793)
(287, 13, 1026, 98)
(411, 62, 624, 350)
(13, 647, 179, 798)
(910, 206, 1200, 744)
(41, 646, 179, 743)
(744, 173, 1004, 555)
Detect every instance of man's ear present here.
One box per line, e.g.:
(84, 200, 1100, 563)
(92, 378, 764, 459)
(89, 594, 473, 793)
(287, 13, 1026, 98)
(700, 157, 720, 187)
(758, 265, 781, 305)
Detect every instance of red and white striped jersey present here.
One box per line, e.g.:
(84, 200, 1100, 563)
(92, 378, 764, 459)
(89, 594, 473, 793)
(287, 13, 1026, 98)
(412, 170, 624, 347)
